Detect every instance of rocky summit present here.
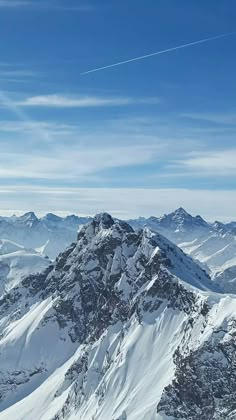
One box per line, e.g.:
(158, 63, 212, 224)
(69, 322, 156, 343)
(0, 214, 236, 419)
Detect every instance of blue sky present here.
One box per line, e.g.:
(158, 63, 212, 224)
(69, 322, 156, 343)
(0, 0, 236, 220)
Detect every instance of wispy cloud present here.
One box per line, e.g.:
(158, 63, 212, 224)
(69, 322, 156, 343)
(0, 0, 92, 11)
(0, 90, 54, 143)
(13, 94, 161, 108)
(176, 149, 236, 176)
(0, 143, 162, 180)
(0, 65, 37, 84)
(0, 69, 35, 78)
(0, 120, 73, 135)
(0, 0, 29, 7)
(182, 112, 236, 126)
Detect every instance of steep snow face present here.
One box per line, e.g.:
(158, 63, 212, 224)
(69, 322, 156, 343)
(180, 235, 236, 270)
(179, 235, 236, 293)
(0, 213, 91, 259)
(0, 239, 50, 295)
(0, 214, 235, 420)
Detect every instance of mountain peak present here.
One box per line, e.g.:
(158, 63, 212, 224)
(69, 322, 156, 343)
(21, 211, 37, 220)
(43, 213, 62, 221)
(93, 212, 115, 229)
(174, 207, 189, 215)
(170, 208, 197, 222)
(41, 213, 62, 225)
(16, 212, 38, 226)
(165, 207, 208, 228)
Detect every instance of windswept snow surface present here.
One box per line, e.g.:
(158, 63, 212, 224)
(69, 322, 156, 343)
(179, 236, 236, 293)
(0, 308, 187, 420)
(0, 239, 50, 295)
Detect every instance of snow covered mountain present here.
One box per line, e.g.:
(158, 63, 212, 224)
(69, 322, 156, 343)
(0, 239, 50, 295)
(0, 213, 91, 260)
(129, 208, 236, 293)
(0, 213, 236, 420)
(129, 207, 210, 242)
(1, 208, 236, 292)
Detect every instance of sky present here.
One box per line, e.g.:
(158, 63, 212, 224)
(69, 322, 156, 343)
(0, 0, 236, 221)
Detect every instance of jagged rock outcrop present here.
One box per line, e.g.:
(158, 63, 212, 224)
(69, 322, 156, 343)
(157, 317, 236, 420)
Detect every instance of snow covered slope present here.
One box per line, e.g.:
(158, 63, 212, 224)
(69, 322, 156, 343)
(176, 234, 236, 294)
(0, 213, 91, 259)
(0, 214, 235, 420)
(0, 239, 50, 295)
(129, 208, 236, 293)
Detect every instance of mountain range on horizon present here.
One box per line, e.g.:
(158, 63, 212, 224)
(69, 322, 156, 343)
(1, 207, 235, 226)
(1, 207, 236, 293)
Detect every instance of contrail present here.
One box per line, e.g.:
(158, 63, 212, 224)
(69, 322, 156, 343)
(81, 31, 236, 75)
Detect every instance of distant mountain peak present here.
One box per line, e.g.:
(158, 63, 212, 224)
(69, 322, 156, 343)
(16, 212, 39, 227)
(173, 207, 189, 215)
(21, 211, 38, 220)
(42, 213, 62, 222)
(156, 208, 209, 232)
